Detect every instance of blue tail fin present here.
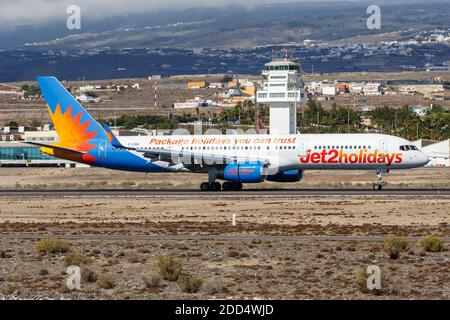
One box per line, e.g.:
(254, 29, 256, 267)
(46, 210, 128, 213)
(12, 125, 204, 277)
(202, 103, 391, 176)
(37, 76, 108, 152)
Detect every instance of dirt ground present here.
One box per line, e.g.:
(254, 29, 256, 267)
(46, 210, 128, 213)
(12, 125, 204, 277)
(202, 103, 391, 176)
(0, 167, 448, 300)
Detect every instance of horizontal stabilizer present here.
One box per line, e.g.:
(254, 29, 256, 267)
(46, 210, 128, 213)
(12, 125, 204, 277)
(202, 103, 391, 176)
(25, 141, 86, 154)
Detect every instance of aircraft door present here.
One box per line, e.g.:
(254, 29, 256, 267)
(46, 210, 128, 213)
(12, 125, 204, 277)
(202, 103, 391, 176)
(379, 139, 387, 154)
(298, 139, 308, 157)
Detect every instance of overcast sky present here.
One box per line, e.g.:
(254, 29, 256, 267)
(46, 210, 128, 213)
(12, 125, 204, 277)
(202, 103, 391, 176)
(0, 0, 357, 31)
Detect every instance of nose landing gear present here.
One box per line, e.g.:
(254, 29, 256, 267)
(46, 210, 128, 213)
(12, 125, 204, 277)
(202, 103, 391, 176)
(373, 171, 385, 191)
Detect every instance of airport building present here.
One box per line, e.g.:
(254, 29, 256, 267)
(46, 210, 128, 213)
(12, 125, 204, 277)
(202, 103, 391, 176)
(256, 58, 307, 134)
(0, 141, 82, 167)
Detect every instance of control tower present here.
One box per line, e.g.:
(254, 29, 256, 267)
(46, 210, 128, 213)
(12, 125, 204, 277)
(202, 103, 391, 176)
(256, 58, 307, 134)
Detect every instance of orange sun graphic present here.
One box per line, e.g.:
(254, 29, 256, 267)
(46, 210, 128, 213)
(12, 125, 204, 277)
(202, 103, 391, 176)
(48, 103, 98, 152)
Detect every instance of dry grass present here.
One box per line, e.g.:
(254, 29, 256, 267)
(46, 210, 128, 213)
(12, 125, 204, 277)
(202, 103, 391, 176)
(63, 252, 90, 267)
(97, 273, 116, 289)
(418, 235, 446, 252)
(180, 275, 203, 293)
(156, 256, 183, 282)
(202, 278, 225, 295)
(384, 235, 409, 259)
(143, 272, 162, 288)
(35, 239, 71, 255)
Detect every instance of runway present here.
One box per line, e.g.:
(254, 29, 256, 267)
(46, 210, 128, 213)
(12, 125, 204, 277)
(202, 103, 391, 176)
(0, 188, 449, 197)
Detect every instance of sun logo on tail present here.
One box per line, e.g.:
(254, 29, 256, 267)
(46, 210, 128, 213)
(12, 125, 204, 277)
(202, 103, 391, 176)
(48, 103, 98, 152)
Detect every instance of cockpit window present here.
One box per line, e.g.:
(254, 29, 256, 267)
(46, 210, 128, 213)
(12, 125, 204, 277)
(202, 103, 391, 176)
(400, 145, 419, 151)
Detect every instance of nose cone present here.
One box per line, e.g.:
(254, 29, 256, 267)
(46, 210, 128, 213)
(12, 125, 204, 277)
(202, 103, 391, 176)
(418, 152, 430, 167)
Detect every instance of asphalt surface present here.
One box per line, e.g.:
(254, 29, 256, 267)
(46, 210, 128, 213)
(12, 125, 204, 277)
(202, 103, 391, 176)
(2, 233, 449, 242)
(0, 188, 449, 197)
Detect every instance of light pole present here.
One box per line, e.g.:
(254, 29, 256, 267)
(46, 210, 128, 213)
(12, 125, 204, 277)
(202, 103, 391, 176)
(416, 122, 419, 140)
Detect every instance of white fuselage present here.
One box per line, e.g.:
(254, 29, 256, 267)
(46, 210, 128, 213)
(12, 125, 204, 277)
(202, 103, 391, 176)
(117, 133, 429, 174)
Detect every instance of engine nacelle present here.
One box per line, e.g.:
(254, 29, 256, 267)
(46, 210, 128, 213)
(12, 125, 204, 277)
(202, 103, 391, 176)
(267, 170, 304, 183)
(222, 162, 267, 183)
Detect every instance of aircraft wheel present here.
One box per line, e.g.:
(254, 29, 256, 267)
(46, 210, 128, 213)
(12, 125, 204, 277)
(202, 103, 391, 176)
(373, 184, 382, 191)
(233, 182, 243, 191)
(222, 182, 233, 191)
(210, 182, 222, 191)
(200, 182, 210, 192)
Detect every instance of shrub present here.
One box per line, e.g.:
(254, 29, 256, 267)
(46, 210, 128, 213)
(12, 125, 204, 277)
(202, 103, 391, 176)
(180, 275, 203, 293)
(202, 278, 225, 295)
(0, 246, 5, 258)
(126, 251, 140, 263)
(156, 256, 182, 282)
(35, 239, 71, 255)
(0, 284, 16, 295)
(81, 268, 97, 283)
(384, 235, 409, 259)
(7, 273, 27, 283)
(38, 269, 49, 276)
(63, 253, 90, 267)
(97, 273, 116, 289)
(227, 250, 240, 258)
(418, 235, 446, 252)
(144, 272, 162, 288)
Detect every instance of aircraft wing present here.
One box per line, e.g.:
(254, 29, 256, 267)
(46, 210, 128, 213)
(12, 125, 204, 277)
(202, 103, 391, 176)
(133, 147, 270, 166)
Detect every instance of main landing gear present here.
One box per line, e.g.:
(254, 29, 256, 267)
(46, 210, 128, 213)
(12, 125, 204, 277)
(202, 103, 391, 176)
(199, 181, 243, 192)
(373, 171, 384, 191)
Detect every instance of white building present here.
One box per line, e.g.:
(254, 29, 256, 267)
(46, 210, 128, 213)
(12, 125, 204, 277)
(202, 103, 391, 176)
(174, 101, 202, 109)
(76, 94, 100, 103)
(174, 97, 205, 109)
(256, 59, 307, 134)
(208, 83, 225, 89)
(308, 81, 322, 94)
(228, 88, 241, 96)
(398, 84, 444, 95)
(321, 86, 338, 96)
(363, 82, 382, 95)
(348, 83, 363, 94)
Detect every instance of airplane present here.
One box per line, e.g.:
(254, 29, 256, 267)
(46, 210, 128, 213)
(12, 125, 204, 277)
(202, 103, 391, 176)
(30, 76, 430, 192)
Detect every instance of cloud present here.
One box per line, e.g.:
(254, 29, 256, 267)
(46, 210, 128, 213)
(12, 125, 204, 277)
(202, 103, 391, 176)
(0, 0, 322, 30)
